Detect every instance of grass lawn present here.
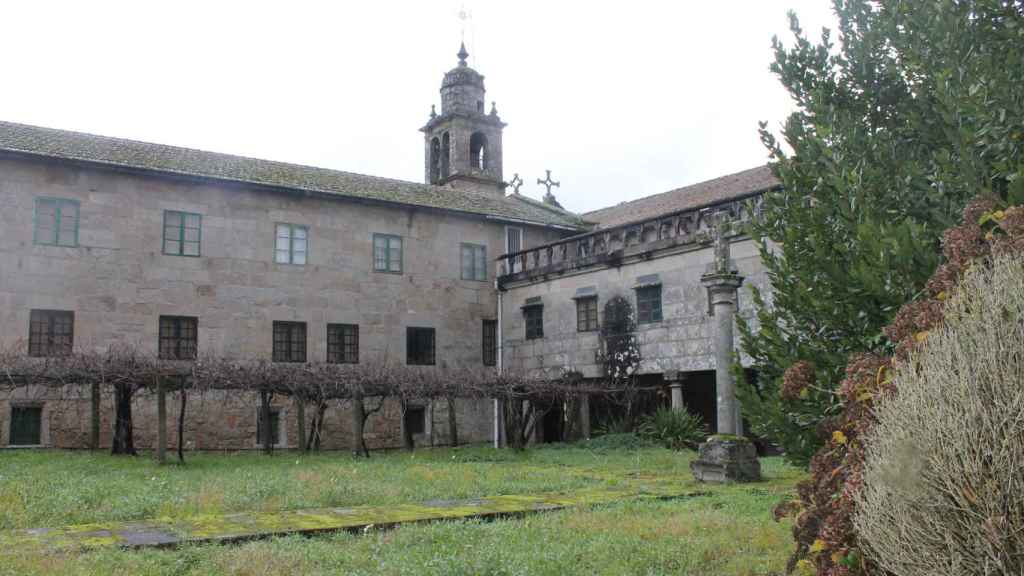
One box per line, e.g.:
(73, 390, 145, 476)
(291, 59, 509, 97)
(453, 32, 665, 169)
(0, 441, 804, 575)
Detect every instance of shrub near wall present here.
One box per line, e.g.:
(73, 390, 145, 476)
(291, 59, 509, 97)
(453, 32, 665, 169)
(778, 197, 1024, 576)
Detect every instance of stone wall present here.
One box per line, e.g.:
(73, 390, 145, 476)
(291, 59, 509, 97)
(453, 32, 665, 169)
(0, 385, 495, 451)
(0, 155, 558, 449)
(499, 237, 768, 379)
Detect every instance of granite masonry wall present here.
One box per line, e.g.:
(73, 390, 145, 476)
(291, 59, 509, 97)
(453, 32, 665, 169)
(0, 155, 558, 449)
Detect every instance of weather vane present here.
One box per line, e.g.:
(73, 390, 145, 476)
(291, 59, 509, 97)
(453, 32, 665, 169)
(458, 4, 472, 42)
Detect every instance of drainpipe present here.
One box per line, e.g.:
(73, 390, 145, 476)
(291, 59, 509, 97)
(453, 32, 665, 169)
(494, 279, 504, 448)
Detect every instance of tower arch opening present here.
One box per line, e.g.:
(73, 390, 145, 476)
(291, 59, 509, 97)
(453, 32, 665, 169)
(441, 132, 451, 179)
(429, 137, 441, 184)
(470, 132, 488, 171)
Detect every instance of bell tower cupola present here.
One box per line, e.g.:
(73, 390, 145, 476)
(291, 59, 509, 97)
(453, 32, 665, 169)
(421, 42, 506, 195)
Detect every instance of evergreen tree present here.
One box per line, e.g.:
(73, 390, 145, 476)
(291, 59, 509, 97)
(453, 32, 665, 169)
(739, 0, 1024, 465)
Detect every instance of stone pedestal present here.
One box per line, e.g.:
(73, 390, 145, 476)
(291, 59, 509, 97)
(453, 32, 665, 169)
(690, 436, 761, 483)
(669, 383, 684, 411)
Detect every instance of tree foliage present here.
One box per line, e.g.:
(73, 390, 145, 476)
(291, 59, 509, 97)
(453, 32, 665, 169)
(738, 0, 1024, 465)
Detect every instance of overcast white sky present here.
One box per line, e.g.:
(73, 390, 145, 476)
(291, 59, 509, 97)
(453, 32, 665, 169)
(0, 1, 837, 214)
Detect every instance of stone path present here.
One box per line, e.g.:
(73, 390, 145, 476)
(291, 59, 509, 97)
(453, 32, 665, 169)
(0, 483, 704, 553)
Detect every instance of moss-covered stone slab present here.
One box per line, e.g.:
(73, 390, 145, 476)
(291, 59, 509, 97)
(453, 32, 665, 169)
(0, 484, 702, 554)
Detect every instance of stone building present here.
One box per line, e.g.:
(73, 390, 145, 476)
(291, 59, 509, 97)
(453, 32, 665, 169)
(0, 44, 776, 451)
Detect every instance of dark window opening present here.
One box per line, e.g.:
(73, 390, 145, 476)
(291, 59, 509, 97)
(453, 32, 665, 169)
(159, 316, 198, 360)
(470, 132, 488, 170)
(327, 323, 359, 364)
(429, 137, 441, 184)
(404, 405, 426, 435)
(256, 408, 281, 446)
(28, 310, 74, 357)
(636, 285, 663, 324)
(441, 132, 451, 178)
(482, 319, 497, 366)
(524, 306, 544, 340)
(576, 297, 599, 332)
(9, 406, 42, 446)
(407, 327, 436, 366)
(272, 321, 307, 363)
(476, 100, 484, 114)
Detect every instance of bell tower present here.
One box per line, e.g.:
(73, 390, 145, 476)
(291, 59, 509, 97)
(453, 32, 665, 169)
(421, 43, 506, 195)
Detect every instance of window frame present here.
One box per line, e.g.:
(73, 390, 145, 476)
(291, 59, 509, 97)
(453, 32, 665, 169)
(27, 309, 74, 357)
(162, 210, 202, 257)
(272, 321, 307, 363)
(274, 223, 309, 265)
(406, 327, 436, 366)
(8, 405, 43, 447)
(327, 323, 359, 364)
(33, 197, 80, 247)
(576, 296, 599, 332)
(524, 305, 544, 340)
(158, 316, 198, 360)
(460, 243, 488, 281)
(373, 233, 403, 274)
(636, 285, 663, 324)
(482, 319, 497, 366)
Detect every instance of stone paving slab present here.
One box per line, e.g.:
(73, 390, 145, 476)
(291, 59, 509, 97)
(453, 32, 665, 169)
(0, 484, 705, 553)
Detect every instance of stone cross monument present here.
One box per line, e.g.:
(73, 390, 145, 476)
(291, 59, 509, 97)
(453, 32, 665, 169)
(691, 210, 761, 483)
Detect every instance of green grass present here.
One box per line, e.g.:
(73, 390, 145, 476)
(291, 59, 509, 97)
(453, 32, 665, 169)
(0, 444, 804, 575)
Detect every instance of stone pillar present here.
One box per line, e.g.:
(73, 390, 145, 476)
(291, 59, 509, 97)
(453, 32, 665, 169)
(702, 274, 744, 435)
(156, 379, 167, 465)
(578, 394, 591, 440)
(669, 384, 684, 411)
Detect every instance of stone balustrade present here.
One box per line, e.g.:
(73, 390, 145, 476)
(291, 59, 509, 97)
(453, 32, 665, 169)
(497, 194, 763, 285)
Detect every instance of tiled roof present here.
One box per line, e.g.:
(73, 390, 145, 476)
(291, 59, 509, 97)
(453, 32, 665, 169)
(0, 121, 584, 230)
(583, 165, 779, 228)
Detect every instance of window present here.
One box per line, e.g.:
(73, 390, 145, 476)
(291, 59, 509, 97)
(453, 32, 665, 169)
(9, 406, 42, 446)
(636, 285, 663, 324)
(159, 316, 198, 360)
(576, 297, 599, 332)
(373, 234, 403, 273)
(461, 243, 487, 281)
(28, 310, 74, 357)
(506, 227, 523, 273)
(34, 198, 79, 246)
(272, 321, 307, 363)
(163, 211, 201, 256)
(524, 306, 544, 340)
(275, 223, 308, 265)
(256, 408, 281, 446)
(327, 323, 359, 364)
(406, 327, 436, 365)
(404, 405, 426, 435)
(482, 319, 497, 366)
(470, 132, 488, 170)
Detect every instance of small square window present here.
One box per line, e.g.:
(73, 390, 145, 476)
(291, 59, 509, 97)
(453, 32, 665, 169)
(275, 223, 308, 265)
(327, 323, 359, 364)
(524, 306, 544, 340)
(407, 327, 436, 365)
(28, 310, 74, 357)
(256, 408, 282, 447)
(272, 321, 307, 363)
(404, 405, 426, 436)
(159, 316, 198, 360)
(9, 406, 42, 446)
(636, 285, 663, 324)
(576, 297, 599, 332)
(460, 243, 487, 281)
(482, 319, 497, 366)
(34, 198, 79, 247)
(163, 211, 202, 256)
(373, 234, 403, 273)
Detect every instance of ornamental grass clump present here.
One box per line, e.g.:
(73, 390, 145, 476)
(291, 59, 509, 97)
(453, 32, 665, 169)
(636, 407, 708, 451)
(855, 253, 1024, 576)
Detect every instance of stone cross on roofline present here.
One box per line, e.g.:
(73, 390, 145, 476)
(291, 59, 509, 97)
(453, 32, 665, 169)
(538, 170, 563, 208)
(508, 173, 524, 195)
